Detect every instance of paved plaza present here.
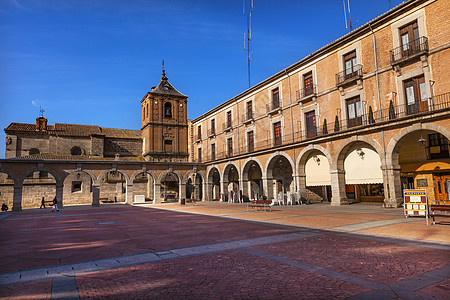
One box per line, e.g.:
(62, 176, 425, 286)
(0, 202, 449, 299)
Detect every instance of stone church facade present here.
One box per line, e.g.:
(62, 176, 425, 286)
(1, 0, 449, 211)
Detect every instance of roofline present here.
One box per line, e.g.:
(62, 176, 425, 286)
(192, 0, 428, 123)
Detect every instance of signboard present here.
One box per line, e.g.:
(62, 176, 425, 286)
(403, 189, 428, 225)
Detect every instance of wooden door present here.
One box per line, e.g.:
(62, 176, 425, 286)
(434, 174, 450, 204)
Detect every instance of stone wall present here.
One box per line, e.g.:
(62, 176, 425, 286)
(104, 138, 142, 157)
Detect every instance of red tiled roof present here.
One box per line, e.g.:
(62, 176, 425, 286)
(15, 153, 145, 161)
(5, 122, 141, 139)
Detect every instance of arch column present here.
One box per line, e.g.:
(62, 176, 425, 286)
(92, 184, 100, 207)
(125, 184, 133, 205)
(297, 174, 306, 199)
(56, 182, 64, 208)
(384, 166, 403, 208)
(179, 183, 186, 203)
(12, 183, 23, 212)
(154, 183, 161, 204)
(330, 169, 349, 205)
(262, 176, 271, 200)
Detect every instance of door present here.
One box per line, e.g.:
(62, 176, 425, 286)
(346, 96, 362, 127)
(399, 21, 419, 58)
(305, 111, 317, 138)
(404, 75, 427, 115)
(434, 174, 450, 204)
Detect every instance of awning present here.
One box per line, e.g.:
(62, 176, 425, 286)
(306, 154, 331, 186)
(344, 147, 383, 184)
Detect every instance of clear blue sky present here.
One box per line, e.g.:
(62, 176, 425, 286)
(0, 0, 404, 158)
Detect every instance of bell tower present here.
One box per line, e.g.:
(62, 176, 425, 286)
(141, 69, 189, 162)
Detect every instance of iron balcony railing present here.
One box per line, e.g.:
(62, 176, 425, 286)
(223, 120, 233, 131)
(242, 111, 254, 123)
(208, 129, 215, 137)
(390, 36, 428, 65)
(266, 98, 282, 113)
(296, 84, 317, 101)
(203, 92, 450, 162)
(336, 65, 363, 86)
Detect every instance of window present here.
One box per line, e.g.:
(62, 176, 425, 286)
(164, 139, 173, 152)
(272, 87, 280, 109)
(248, 131, 254, 152)
(72, 181, 82, 193)
(246, 101, 253, 120)
(303, 72, 314, 96)
(428, 133, 449, 160)
(273, 122, 282, 146)
(227, 138, 233, 156)
(164, 102, 172, 118)
(211, 143, 216, 160)
(227, 111, 232, 128)
(404, 75, 427, 115)
(142, 106, 145, 121)
(39, 171, 48, 178)
(305, 111, 317, 138)
(346, 96, 362, 128)
(71, 146, 82, 156)
(146, 103, 149, 118)
(400, 21, 419, 55)
(210, 119, 215, 135)
(29, 148, 40, 156)
(197, 147, 202, 162)
(197, 125, 202, 140)
(343, 50, 358, 79)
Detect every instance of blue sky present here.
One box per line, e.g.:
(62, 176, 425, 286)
(0, 0, 404, 158)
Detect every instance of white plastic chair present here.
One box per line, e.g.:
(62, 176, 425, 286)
(277, 192, 284, 205)
(286, 191, 293, 205)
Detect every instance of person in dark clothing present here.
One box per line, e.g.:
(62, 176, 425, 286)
(1, 203, 8, 212)
(40, 197, 46, 209)
(52, 197, 59, 212)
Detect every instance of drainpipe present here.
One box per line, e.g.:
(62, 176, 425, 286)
(285, 69, 297, 191)
(369, 23, 391, 204)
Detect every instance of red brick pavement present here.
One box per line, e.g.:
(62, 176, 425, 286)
(0, 279, 52, 300)
(0, 206, 294, 272)
(76, 250, 369, 299)
(417, 278, 450, 299)
(252, 234, 450, 284)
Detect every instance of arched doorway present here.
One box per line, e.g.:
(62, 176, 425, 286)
(132, 172, 155, 203)
(186, 173, 203, 201)
(393, 129, 450, 205)
(303, 151, 332, 203)
(62, 171, 93, 206)
(99, 171, 127, 203)
(242, 160, 263, 200)
(22, 170, 57, 209)
(0, 171, 15, 210)
(266, 155, 294, 200)
(160, 172, 179, 202)
(208, 167, 221, 201)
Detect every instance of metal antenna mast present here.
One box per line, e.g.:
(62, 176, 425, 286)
(343, 0, 353, 32)
(244, 0, 253, 88)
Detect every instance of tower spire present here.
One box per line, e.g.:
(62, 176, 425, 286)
(161, 59, 168, 81)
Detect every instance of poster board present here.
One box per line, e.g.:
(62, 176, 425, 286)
(403, 189, 428, 225)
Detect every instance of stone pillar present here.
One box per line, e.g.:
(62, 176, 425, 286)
(125, 184, 133, 205)
(330, 169, 349, 205)
(154, 183, 161, 204)
(179, 183, 186, 203)
(384, 166, 403, 208)
(297, 174, 306, 200)
(92, 184, 100, 207)
(206, 181, 212, 201)
(12, 183, 23, 212)
(56, 182, 64, 208)
(262, 176, 271, 200)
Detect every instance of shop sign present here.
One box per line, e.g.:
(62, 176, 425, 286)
(403, 189, 429, 225)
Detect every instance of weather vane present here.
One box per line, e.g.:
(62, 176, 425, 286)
(162, 59, 165, 75)
(40, 106, 45, 117)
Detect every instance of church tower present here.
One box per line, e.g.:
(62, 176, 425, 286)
(141, 69, 189, 162)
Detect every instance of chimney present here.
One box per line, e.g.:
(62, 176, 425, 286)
(36, 116, 47, 131)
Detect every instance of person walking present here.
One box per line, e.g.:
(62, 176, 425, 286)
(1, 203, 7, 212)
(40, 197, 46, 209)
(52, 197, 59, 212)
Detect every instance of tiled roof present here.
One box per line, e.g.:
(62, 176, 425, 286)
(148, 71, 187, 97)
(15, 153, 145, 161)
(5, 122, 141, 139)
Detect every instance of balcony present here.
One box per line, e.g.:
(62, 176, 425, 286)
(207, 129, 215, 138)
(202, 92, 449, 163)
(223, 121, 233, 132)
(296, 85, 317, 103)
(266, 99, 282, 115)
(336, 65, 363, 87)
(242, 111, 254, 124)
(390, 36, 428, 66)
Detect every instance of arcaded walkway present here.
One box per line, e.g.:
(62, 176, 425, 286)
(0, 203, 449, 299)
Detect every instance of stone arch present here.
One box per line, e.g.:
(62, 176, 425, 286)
(222, 162, 240, 197)
(159, 170, 182, 202)
(97, 169, 130, 184)
(158, 169, 182, 184)
(70, 146, 83, 156)
(20, 167, 60, 184)
(97, 169, 130, 204)
(0, 168, 17, 184)
(61, 169, 97, 206)
(387, 122, 450, 166)
(183, 170, 206, 185)
(207, 166, 221, 201)
(242, 157, 264, 200)
(265, 151, 295, 179)
(297, 144, 333, 176)
(332, 135, 384, 170)
(20, 167, 59, 209)
(184, 170, 205, 201)
(221, 161, 240, 181)
(130, 170, 157, 183)
(61, 169, 97, 184)
(130, 170, 157, 204)
(0, 169, 17, 211)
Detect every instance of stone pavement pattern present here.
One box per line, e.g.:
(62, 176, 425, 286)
(0, 203, 449, 299)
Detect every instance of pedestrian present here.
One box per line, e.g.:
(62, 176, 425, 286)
(52, 197, 59, 212)
(1, 203, 7, 212)
(40, 197, 46, 209)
